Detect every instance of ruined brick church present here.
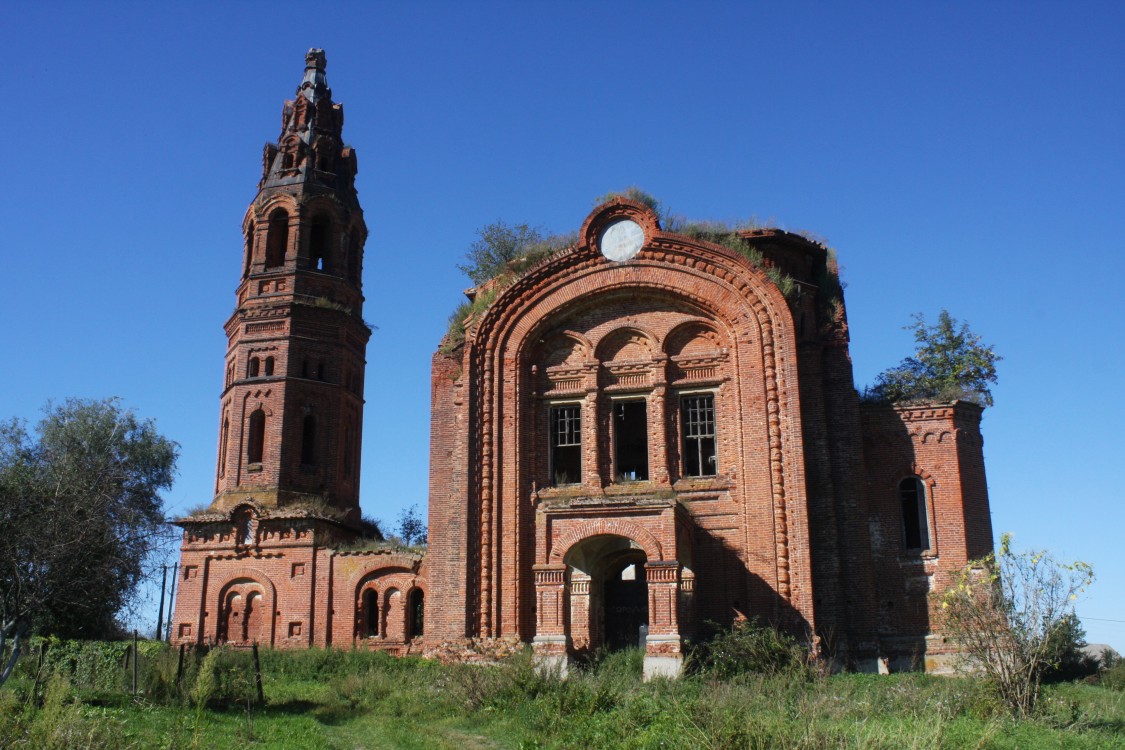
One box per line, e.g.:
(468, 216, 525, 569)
(171, 51, 993, 676)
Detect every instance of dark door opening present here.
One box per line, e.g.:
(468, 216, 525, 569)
(614, 400, 648, 481)
(604, 560, 648, 650)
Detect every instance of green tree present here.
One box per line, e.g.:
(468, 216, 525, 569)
(0, 398, 178, 673)
(457, 221, 545, 285)
(940, 534, 1094, 716)
(868, 309, 1001, 406)
(395, 504, 427, 547)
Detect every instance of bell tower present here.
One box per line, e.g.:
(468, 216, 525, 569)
(212, 48, 369, 521)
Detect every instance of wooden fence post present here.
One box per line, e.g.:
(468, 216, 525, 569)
(251, 642, 264, 705)
(175, 643, 185, 686)
(132, 630, 139, 696)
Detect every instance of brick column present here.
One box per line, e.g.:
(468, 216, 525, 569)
(652, 357, 666, 488)
(582, 388, 601, 488)
(648, 384, 670, 485)
(569, 572, 592, 651)
(644, 561, 683, 679)
(532, 563, 571, 674)
(532, 564, 570, 652)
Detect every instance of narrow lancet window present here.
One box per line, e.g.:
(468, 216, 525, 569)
(364, 589, 379, 637)
(218, 416, 230, 478)
(265, 209, 288, 268)
(309, 216, 331, 272)
(247, 409, 266, 464)
(301, 414, 317, 466)
(409, 589, 425, 638)
(899, 477, 930, 550)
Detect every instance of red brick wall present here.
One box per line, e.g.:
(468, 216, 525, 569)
(860, 402, 993, 663)
(428, 201, 829, 649)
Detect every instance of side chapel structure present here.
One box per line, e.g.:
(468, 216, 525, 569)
(172, 51, 994, 676)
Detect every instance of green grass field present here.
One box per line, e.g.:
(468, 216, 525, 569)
(1, 644, 1123, 749)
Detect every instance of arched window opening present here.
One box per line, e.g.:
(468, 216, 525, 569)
(317, 362, 325, 381)
(364, 589, 379, 637)
(301, 358, 310, 378)
(264, 356, 275, 376)
(247, 409, 266, 465)
(409, 589, 424, 638)
(243, 232, 253, 277)
(218, 416, 230, 478)
(265, 209, 288, 268)
(301, 414, 317, 466)
(316, 145, 334, 172)
(899, 477, 930, 551)
(248, 357, 260, 378)
(235, 508, 255, 546)
(309, 216, 331, 272)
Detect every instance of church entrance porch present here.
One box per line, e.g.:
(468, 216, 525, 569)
(564, 535, 650, 655)
(532, 501, 692, 678)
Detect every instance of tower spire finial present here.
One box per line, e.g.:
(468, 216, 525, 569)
(299, 48, 330, 103)
(257, 48, 356, 195)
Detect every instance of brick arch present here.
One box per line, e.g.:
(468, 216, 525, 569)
(664, 318, 728, 356)
(356, 571, 417, 598)
(301, 202, 342, 237)
(354, 571, 421, 641)
(498, 264, 800, 567)
(342, 554, 421, 599)
(254, 193, 299, 221)
(463, 225, 808, 630)
(579, 197, 663, 251)
(535, 329, 593, 368)
(299, 193, 346, 219)
(549, 520, 664, 565)
(897, 466, 936, 488)
(209, 565, 277, 646)
(594, 325, 660, 362)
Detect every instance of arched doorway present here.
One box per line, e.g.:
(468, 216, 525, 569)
(564, 535, 649, 653)
(218, 579, 266, 645)
(604, 556, 648, 650)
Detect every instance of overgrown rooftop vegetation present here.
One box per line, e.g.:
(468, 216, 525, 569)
(441, 189, 843, 353)
(862, 309, 1001, 408)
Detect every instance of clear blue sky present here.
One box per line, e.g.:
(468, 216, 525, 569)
(3, 2, 1122, 649)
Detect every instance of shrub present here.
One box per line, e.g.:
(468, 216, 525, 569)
(594, 187, 663, 217)
(940, 534, 1095, 716)
(190, 646, 259, 707)
(457, 221, 547, 285)
(1100, 660, 1125, 691)
(442, 287, 497, 352)
(692, 619, 811, 680)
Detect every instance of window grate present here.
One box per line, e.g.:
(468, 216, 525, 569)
(681, 394, 717, 477)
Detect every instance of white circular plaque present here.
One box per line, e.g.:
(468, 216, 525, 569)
(599, 219, 645, 261)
